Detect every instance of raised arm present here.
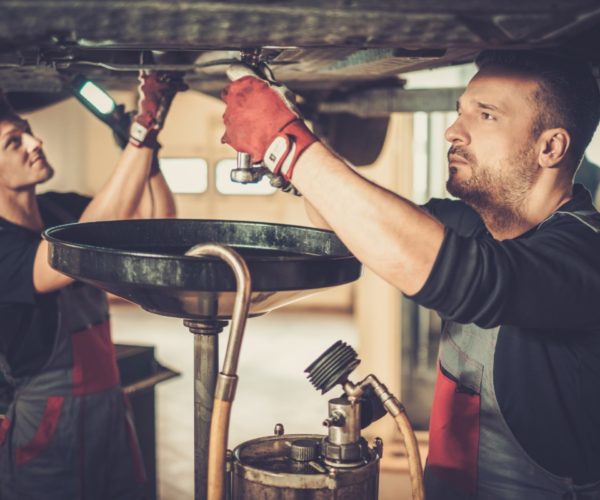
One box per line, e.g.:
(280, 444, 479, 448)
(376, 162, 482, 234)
(304, 198, 331, 230)
(33, 143, 154, 292)
(221, 67, 444, 295)
(294, 144, 444, 295)
(134, 155, 177, 219)
(129, 71, 185, 219)
(33, 72, 184, 293)
(78, 143, 153, 222)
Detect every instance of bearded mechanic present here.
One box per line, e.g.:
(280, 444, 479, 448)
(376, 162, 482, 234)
(0, 72, 183, 499)
(222, 50, 600, 499)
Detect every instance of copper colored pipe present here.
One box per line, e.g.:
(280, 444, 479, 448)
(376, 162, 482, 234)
(186, 243, 251, 500)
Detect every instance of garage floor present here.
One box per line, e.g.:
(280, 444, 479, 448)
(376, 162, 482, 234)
(111, 302, 413, 499)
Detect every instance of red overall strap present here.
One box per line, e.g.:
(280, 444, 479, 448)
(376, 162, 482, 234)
(71, 321, 120, 396)
(0, 416, 10, 446)
(16, 396, 65, 466)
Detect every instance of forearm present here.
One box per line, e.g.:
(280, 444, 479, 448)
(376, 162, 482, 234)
(220, 69, 444, 294)
(33, 72, 185, 294)
(304, 199, 331, 229)
(33, 240, 74, 293)
(293, 142, 445, 295)
(136, 168, 177, 219)
(79, 144, 152, 222)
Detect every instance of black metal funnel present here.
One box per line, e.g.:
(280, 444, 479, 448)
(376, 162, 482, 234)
(44, 219, 362, 320)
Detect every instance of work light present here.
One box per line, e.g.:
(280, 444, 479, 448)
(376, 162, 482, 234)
(71, 74, 129, 148)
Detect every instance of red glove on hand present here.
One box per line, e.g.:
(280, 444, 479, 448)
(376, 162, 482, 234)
(221, 65, 318, 181)
(129, 71, 187, 148)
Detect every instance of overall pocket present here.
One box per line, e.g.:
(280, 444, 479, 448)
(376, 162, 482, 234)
(427, 362, 481, 496)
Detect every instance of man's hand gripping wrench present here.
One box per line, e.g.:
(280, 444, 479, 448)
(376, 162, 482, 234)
(227, 50, 302, 195)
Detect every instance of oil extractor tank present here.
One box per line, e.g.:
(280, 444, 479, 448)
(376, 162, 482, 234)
(230, 433, 381, 499)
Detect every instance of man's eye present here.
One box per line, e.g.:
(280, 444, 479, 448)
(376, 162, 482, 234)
(481, 112, 495, 121)
(6, 137, 21, 148)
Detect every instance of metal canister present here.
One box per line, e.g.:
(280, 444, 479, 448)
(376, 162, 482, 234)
(230, 433, 380, 499)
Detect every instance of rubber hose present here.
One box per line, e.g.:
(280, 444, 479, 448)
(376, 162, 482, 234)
(207, 399, 232, 500)
(392, 412, 424, 500)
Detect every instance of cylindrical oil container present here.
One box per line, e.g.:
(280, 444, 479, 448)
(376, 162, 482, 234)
(230, 433, 381, 499)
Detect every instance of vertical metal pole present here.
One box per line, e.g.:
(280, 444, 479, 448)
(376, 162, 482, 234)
(195, 334, 217, 500)
(185, 320, 226, 500)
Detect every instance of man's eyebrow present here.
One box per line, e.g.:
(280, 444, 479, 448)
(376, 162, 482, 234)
(456, 99, 504, 114)
(477, 101, 502, 113)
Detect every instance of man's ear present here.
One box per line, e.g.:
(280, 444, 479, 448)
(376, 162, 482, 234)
(538, 128, 570, 168)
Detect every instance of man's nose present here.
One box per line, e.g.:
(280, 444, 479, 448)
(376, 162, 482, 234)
(444, 116, 469, 145)
(22, 133, 42, 152)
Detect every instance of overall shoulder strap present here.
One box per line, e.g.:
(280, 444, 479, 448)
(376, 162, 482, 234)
(539, 210, 600, 234)
(554, 210, 600, 234)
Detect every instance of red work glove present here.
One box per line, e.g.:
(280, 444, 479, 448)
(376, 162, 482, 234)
(129, 71, 188, 148)
(221, 64, 318, 181)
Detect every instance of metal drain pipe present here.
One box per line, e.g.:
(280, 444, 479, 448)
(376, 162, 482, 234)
(186, 243, 252, 500)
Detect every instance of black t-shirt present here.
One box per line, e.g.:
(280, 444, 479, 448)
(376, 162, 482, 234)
(0, 192, 90, 379)
(414, 184, 600, 484)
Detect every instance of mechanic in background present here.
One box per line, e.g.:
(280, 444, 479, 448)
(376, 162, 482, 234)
(221, 51, 600, 499)
(0, 72, 183, 499)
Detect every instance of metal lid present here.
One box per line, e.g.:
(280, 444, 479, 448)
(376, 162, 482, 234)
(232, 434, 379, 489)
(290, 438, 320, 462)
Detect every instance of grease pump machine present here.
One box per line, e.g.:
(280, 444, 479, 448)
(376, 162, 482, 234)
(46, 220, 424, 500)
(230, 339, 424, 500)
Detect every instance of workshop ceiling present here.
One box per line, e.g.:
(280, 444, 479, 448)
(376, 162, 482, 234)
(0, 0, 599, 109)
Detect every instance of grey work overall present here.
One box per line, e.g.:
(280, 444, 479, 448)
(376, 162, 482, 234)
(424, 211, 600, 500)
(0, 198, 146, 499)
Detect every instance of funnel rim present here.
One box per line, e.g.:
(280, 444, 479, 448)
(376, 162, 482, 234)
(43, 219, 362, 318)
(43, 218, 356, 262)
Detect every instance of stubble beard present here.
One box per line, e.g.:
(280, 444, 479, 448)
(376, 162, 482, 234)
(14, 158, 55, 192)
(42, 162, 55, 183)
(32, 153, 54, 184)
(446, 145, 539, 234)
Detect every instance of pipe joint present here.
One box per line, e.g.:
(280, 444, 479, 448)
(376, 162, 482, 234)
(356, 374, 405, 417)
(215, 373, 238, 402)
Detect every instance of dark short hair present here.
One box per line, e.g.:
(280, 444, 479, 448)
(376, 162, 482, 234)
(475, 50, 600, 169)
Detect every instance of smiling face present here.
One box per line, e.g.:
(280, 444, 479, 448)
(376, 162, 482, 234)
(0, 118, 53, 191)
(444, 67, 542, 216)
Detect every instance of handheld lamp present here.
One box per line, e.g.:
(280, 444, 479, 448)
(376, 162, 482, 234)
(71, 75, 116, 118)
(71, 75, 129, 147)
